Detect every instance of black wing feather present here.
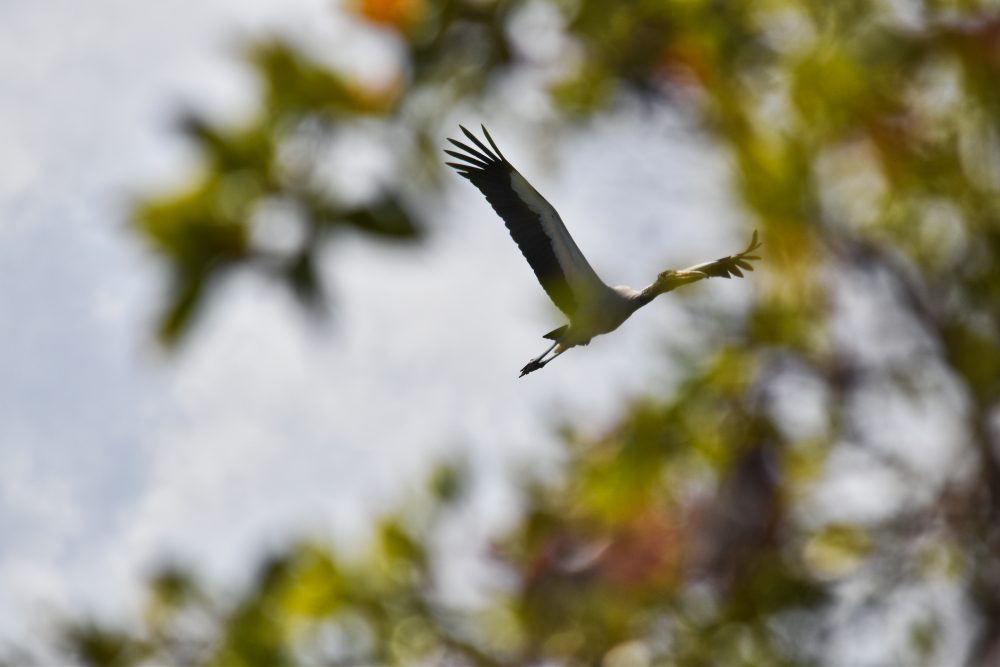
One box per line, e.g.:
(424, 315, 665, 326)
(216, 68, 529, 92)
(448, 138, 492, 164)
(446, 126, 576, 315)
(684, 231, 763, 279)
(481, 125, 507, 162)
(460, 126, 500, 161)
(444, 150, 489, 168)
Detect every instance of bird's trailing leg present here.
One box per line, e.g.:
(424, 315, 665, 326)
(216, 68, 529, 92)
(520, 341, 559, 377)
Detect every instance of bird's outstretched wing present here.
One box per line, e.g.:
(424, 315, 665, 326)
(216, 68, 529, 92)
(445, 125, 607, 317)
(682, 230, 762, 278)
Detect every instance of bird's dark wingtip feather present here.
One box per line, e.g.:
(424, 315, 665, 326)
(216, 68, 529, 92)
(444, 150, 488, 168)
(461, 126, 499, 161)
(445, 162, 475, 174)
(481, 125, 506, 162)
(448, 138, 492, 164)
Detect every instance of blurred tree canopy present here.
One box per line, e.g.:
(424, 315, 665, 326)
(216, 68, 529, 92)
(34, 0, 1000, 664)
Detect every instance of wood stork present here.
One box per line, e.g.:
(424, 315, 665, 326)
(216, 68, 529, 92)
(446, 126, 761, 377)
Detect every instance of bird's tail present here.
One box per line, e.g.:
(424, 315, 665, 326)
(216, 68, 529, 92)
(542, 325, 568, 341)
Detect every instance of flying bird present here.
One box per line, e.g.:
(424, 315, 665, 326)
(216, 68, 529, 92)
(445, 125, 761, 377)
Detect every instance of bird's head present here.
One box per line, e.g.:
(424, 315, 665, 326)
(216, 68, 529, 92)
(651, 269, 703, 296)
(653, 270, 678, 294)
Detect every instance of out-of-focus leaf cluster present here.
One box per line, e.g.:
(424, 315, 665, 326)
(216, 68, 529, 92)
(140, 0, 529, 344)
(139, 40, 419, 343)
(59, 521, 469, 667)
(58, 442, 821, 666)
(548, 0, 1000, 661)
(70, 0, 1000, 663)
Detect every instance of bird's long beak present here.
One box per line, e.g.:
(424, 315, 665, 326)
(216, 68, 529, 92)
(656, 270, 706, 294)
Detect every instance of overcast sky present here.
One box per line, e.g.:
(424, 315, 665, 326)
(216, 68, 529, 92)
(0, 0, 758, 648)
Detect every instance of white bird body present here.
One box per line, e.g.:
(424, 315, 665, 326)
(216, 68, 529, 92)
(446, 126, 761, 376)
(558, 285, 642, 347)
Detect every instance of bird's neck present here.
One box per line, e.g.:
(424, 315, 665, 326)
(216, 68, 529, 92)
(635, 284, 660, 308)
(637, 270, 693, 306)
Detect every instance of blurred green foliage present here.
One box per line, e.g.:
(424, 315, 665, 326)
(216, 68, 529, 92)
(44, 0, 1000, 663)
(138, 40, 421, 344)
